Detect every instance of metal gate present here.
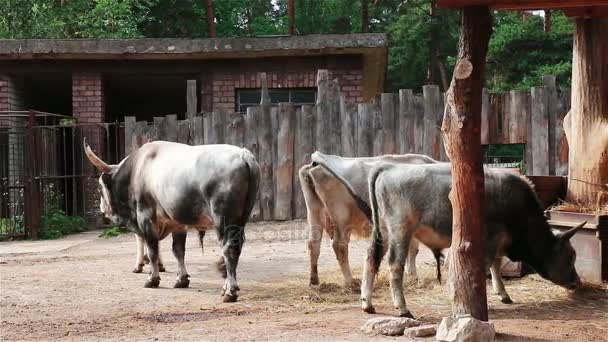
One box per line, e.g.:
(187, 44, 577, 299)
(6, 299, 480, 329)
(0, 111, 124, 240)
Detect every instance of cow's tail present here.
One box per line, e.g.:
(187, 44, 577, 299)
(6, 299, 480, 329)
(368, 164, 388, 273)
(240, 149, 261, 226)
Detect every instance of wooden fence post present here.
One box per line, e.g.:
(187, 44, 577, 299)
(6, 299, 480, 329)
(258, 73, 274, 220)
(530, 86, 550, 175)
(423, 85, 443, 160)
(315, 70, 330, 154)
(413, 95, 425, 154)
(330, 79, 342, 155)
(381, 93, 398, 154)
(294, 105, 315, 218)
(555, 88, 570, 176)
(186, 79, 197, 121)
(372, 99, 383, 156)
(245, 106, 261, 221)
(274, 103, 296, 220)
(165, 114, 178, 142)
(399, 89, 415, 154)
(191, 116, 204, 145)
(124, 116, 137, 154)
(177, 120, 190, 144)
(481, 89, 490, 145)
(203, 112, 213, 145)
(225, 112, 245, 147)
(340, 95, 356, 157)
(357, 103, 373, 157)
(543, 75, 558, 175)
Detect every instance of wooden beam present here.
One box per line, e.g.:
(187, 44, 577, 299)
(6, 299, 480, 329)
(563, 6, 608, 17)
(437, 0, 608, 11)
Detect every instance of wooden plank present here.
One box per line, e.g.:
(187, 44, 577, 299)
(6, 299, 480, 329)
(177, 120, 190, 144)
(544, 75, 558, 175)
(135, 121, 150, 148)
(186, 79, 197, 120)
(274, 103, 296, 220)
(294, 105, 315, 218)
(165, 114, 178, 142)
(486, 93, 501, 145)
(554, 89, 571, 176)
(191, 116, 204, 145)
(423, 85, 443, 160)
(124, 116, 136, 154)
(357, 103, 373, 157)
(530, 86, 550, 175)
(315, 69, 331, 154)
(153, 116, 165, 140)
(508, 90, 529, 144)
(245, 106, 261, 221)
(258, 92, 274, 220)
(340, 95, 356, 157)
(481, 89, 490, 145)
(501, 91, 512, 144)
(372, 99, 383, 156)
(413, 95, 425, 154)
(330, 79, 342, 155)
(225, 112, 245, 147)
(399, 89, 415, 154)
(381, 93, 398, 155)
(203, 112, 213, 145)
(209, 111, 224, 144)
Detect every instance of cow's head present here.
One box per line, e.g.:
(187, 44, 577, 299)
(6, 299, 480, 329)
(83, 138, 130, 226)
(541, 221, 585, 289)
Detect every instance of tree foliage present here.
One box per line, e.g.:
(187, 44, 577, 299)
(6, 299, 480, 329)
(0, 0, 574, 92)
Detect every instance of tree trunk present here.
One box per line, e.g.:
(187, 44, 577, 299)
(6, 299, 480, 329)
(205, 0, 216, 38)
(441, 6, 492, 321)
(543, 10, 552, 32)
(564, 18, 608, 208)
(288, 0, 295, 35)
(427, 0, 438, 85)
(361, 0, 369, 33)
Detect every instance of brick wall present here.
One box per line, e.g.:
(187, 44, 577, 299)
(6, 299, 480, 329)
(206, 57, 364, 112)
(72, 72, 106, 224)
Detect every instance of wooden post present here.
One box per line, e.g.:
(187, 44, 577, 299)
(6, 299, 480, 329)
(480, 89, 490, 145)
(177, 120, 190, 144)
(340, 96, 356, 157)
(186, 80, 197, 121)
(399, 89, 415, 154)
(24, 111, 40, 239)
(294, 105, 315, 218)
(124, 116, 137, 154)
(245, 107, 261, 221)
(165, 114, 178, 142)
(258, 73, 274, 220)
(414, 95, 425, 154)
(372, 99, 383, 156)
(564, 18, 608, 206)
(544, 75, 558, 175)
(440, 6, 492, 321)
(555, 90, 570, 176)
(274, 103, 296, 220)
(225, 112, 244, 147)
(381, 93, 398, 154)
(531, 86, 550, 176)
(315, 70, 330, 154)
(423, 85, 443, 160)
(357, 103, 373, 157)
(330, 79, 342, 156)
(192, 116, 204, 145)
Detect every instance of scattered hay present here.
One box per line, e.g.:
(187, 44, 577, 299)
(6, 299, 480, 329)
(550, 194, 608, 215)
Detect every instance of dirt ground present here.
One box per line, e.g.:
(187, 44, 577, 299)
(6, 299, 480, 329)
(1, 220, 607, 341)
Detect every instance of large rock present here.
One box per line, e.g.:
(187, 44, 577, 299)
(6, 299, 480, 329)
(403, 325, 437, 338)
(361, 317, 421, 336)
(436, 315, 495, 342)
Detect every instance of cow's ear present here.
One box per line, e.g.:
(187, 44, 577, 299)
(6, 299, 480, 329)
(101, 172, 112, 188)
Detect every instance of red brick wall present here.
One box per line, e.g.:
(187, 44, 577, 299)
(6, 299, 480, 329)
(207, 56, 364, 112)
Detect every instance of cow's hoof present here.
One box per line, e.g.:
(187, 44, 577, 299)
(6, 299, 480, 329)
(222, 294, 238, 303)
(132, 264, 144, 273)
(143, 255, 150, 264)
(362, 306, 376, 314)
(174, 278, 190, 288)
(309, 275, 320, 287)
(399, 311, 414, 319)
(501, 297, 514, 304)
(144, 277, 160, 288)
(346, 279, 361, 293)
(159, 264, 166, 272)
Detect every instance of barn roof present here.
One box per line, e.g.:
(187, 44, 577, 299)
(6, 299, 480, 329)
(436, 0, 608, 16)
(0, 33, 387, 61)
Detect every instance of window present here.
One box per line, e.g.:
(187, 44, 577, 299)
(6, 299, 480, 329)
(237, 88, 316, 113)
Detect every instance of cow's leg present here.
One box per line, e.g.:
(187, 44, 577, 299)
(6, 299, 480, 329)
(387, 223, 414, 318)
(172, 231, 190, 288)
(490, 258, 513, 304)
(361, 227, 388, 314)
(405, 238, 419, 280)
(219, 221, 244, 302)
(133, 235, 145, 273)
(332, 226, 357, 289)
(145, 245, 166, 273)
(307, 212, 324, 288)
(137, 209, 161, 288)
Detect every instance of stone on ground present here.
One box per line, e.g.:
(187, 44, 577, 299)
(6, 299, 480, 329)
(403, 324, 437, 338)
(361, 316, 421, 336)
(436, 315, 495, 342)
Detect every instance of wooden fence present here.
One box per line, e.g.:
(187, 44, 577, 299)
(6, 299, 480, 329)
(124, 71, 570, 221)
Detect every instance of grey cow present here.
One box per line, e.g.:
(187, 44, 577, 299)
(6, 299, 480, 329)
(299, 152, 443, 289)
(84, 139, 260, 302)
(360, 163, 583, 318)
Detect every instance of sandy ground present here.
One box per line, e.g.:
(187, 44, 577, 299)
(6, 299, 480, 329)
(1, 220, 607, 341)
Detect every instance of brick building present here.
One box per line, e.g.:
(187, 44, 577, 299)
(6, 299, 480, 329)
(0, 34, 387, 124)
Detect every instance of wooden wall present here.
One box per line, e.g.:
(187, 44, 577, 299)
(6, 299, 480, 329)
(124, 70, 570, 221)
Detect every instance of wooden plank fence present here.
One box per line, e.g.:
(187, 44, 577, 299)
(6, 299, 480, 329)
(124, 69, 571, 221)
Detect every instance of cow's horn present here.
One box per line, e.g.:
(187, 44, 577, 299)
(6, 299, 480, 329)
(559, 221, 586, 240)
(83, 138, 113, 173)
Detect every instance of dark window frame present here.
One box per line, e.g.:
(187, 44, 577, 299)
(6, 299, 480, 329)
(236, 88, 316, 113)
